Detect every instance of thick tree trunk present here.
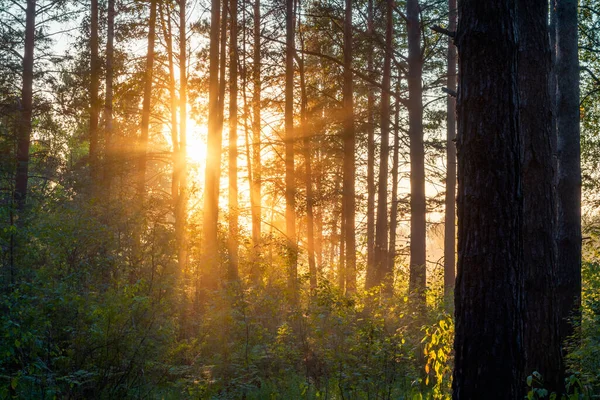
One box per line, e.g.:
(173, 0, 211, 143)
(443, 0, 456, 304)
(407, 0, 426, 310)
(555, 0, 581, 374)
(285, 0, 297, 300)
(104, 0, 115, 198)
(453, 1, 524, 397)
(519, 0, 562, 391)
(14, 0, 36, 211)
(368, 0, 392, 291)
(202, 0, 223, 291)
(89, 0, 100, 186)
(228, 0, 239, 282)
(342, 0, 356, 293)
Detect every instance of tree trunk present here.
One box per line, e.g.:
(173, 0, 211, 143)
(368, 0, 392, 291)
(298, 22, 316, 292)
(251, 0, 262, 262)
(519, 0, 562, 391)
(443, 0, 456, 304)
(407, 0, 426, 311)
(365, 0, 376, 293)
(285, 0, 297, 300)
(342, 0, 356, 293)
(14, 0, 36, 211)
(385, 77, 400, 296)
(177, 0, 189, 277)
(453, 1, 524, 397)
(137, 0, 157, 201)
(203, 0, 223, 291)
(555, 0, 581, 376)
(89, 0, 100, 187)
(104, 0, 115, 199)
(228, 0, 239, 282)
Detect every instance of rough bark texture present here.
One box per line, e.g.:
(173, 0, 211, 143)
(518, 0, 562, 391)
(443, 0, 456, 303)
(342, 0, 356, 293)
(202, 0, 223, 291)
(227, 0, 239, 282)
(386, 85, 400, 296)
(555, 0, 581, 372)
(453, 1, 524, 398)
(285, 0, 297, 300)
(407, 0, 426, 310)
(14, 0, 36, 211)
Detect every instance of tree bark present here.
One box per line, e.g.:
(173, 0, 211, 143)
(228, 0, 239, 282)
(453, 1, 524, 397)
(407, 0, 426, 311)
(285, 0, 297, 300)
(385, 76, 400, 296)
(365, 0, 376, 292)
(519, 0, 562, 391)
(251, 0, 262, 262)
(14, 0, 36, 211)
(443, 0, 456, 304)
(202, 0, 223, 291)
(555, 0, 581, 375)
(342, 0, 356, 293)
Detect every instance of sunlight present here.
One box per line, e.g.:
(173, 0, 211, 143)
(186, 117, 208, 168)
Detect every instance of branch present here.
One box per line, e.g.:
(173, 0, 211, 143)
(442, 87, 457, 97)
(431, 24, 455, 38)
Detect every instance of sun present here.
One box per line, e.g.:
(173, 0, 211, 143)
(185, 117, 208, 167)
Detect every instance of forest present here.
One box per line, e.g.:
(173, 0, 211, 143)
(0, 0, 598, 398)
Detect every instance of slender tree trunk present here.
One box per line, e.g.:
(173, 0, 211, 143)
(519, 0, 562, 391)
(369, 0, 392, 290)
(443, 0, 457, 304)
(228, 0, 239, 282)
(342, 0, 356, 293)
(203, 0, 223, 291)
(298, 24, 316, 292)
(251, 0, 262, 260)
(385, 78, 400, 296)
(407, 0, 426, 310)
(14, 0, 36, 212)
(339, 195, 346, 293)
(365, 0, 376, 292)
(285, 0, 297, 300)
(555, 0, 581, 374)
(453, 1, 524, 397)
(177, 0, 189, 276)
(137, 0, 157, 201)
(90, 0, 100, 186)
(104, 0, 115, 199)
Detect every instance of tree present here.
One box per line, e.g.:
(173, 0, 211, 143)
(14, 0, 36, 212)
(203, 0, 223, 291)
(89, 0, 100, 187)
(555, 0, 582, 369)
(251, 0, 261, 265)
(342, 0, 356, 293)
(407, 0, 426, 310)
(443, 0, 456, 303)
(453, 0, 524, 397)
(103, 0, 115, 198)
(285, 0, 297, 299)
(228, 0, 239, 281)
